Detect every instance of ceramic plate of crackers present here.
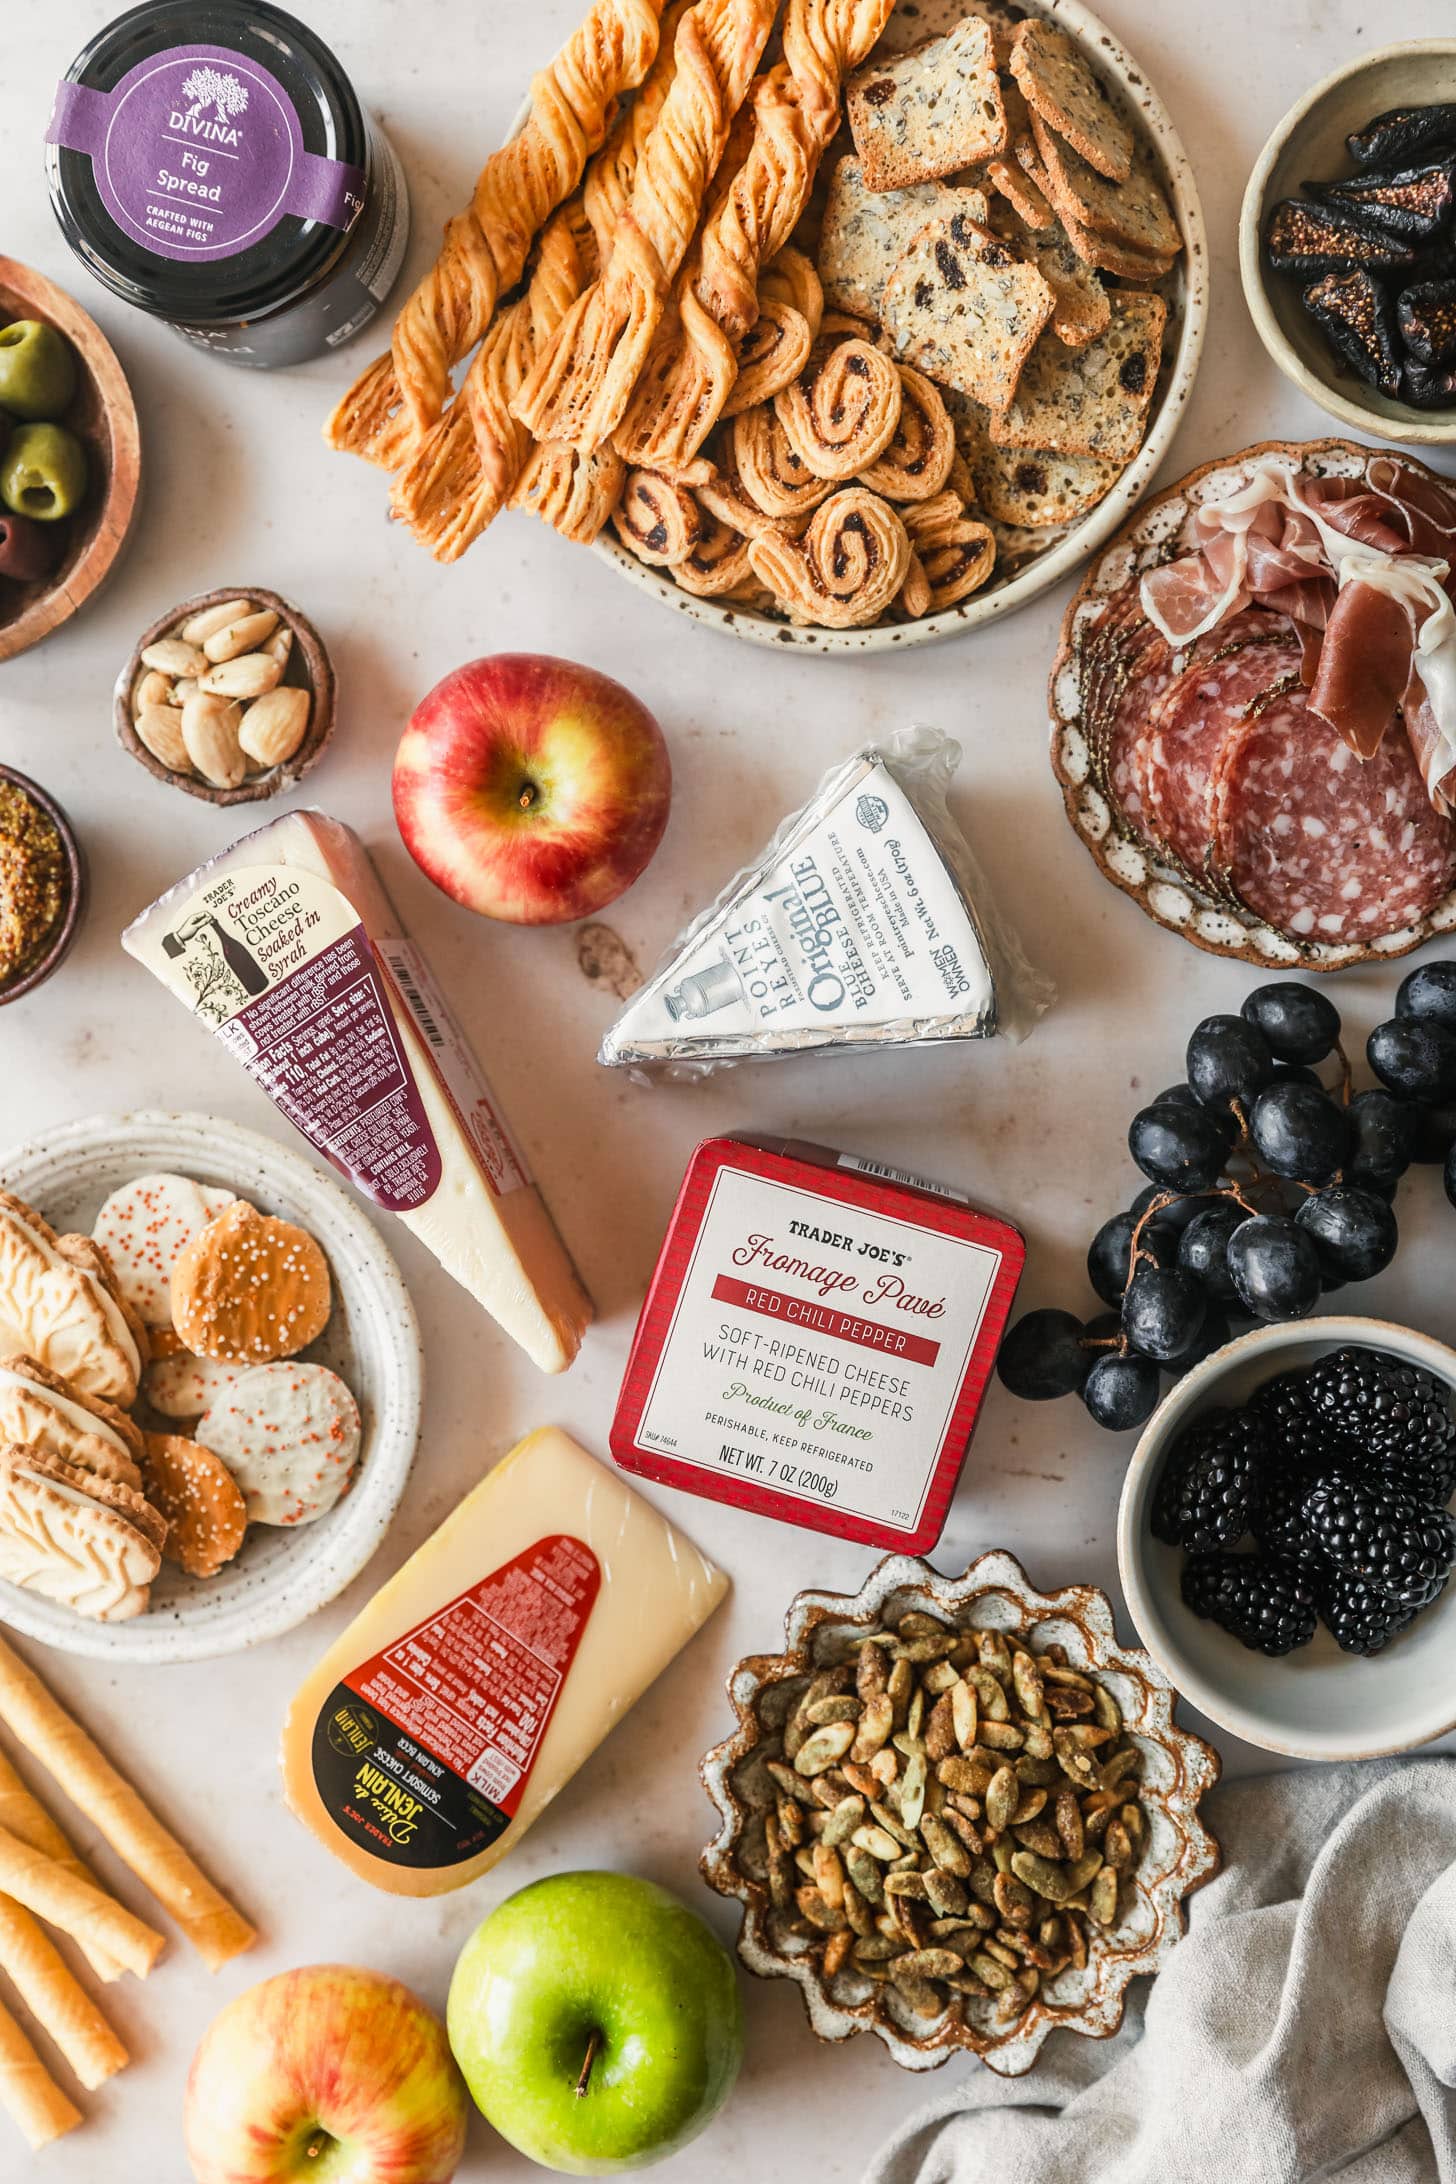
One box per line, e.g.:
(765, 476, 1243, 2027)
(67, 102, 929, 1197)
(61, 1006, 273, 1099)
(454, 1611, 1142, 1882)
(328, 0, 1205, 650)
(0, 1111, 423, 1663)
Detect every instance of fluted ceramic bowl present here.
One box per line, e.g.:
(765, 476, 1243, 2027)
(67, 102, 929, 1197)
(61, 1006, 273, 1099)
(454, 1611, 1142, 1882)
(700, 1550, 1221, 2074)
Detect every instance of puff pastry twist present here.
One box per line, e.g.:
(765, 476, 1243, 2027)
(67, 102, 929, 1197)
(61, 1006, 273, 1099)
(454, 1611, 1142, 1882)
(511, 0, 779, 452)
(327, 0, 666, 464)
(723, 246, 823, 414)
(748, 486, 911, 626)
(903, 488, 997, 610)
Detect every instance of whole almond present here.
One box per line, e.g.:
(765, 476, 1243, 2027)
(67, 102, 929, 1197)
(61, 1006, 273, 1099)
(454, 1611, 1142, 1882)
(200, 653, 283, 700)
(180, 597, 253, 645)
(181, 693, 247, 788)
(132, 667, 172, 716)
(141, 636, 207, 677)
(135, 704, 191, 774)
(263, 625, 294, 667)
(238, 686, 310, 768)
(204, 609, 278, 663)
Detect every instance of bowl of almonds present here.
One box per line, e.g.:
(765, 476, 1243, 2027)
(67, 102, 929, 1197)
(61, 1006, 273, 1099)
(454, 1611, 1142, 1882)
(114, 586, 335, 803)
(700, 1550, 1221, 2075)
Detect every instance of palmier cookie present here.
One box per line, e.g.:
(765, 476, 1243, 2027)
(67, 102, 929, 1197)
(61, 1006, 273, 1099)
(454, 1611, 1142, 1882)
(196, 1363, 361, 1527)
(171, 1201, 332, 1365)
(141, 1433, 248, 1580)
(93, 1174, 240, 1329)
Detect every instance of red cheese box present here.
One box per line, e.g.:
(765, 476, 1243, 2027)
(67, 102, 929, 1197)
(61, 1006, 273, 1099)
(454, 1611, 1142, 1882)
(611, 1136, 1024, 1552)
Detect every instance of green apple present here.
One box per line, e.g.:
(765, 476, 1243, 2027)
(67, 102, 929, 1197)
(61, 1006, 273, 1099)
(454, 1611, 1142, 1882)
(448, 1872, 743, 2175)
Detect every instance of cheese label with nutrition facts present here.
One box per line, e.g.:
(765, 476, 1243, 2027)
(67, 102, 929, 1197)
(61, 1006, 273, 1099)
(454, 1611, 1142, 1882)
(612, 1138, 1024, 1552)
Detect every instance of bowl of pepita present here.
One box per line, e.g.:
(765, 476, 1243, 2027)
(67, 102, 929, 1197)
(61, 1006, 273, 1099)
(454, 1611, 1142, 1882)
(699, 1550, 1221, 2075)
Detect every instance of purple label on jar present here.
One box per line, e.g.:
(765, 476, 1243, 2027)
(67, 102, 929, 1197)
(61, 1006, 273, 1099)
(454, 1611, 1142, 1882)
(46, 44, 364, 262)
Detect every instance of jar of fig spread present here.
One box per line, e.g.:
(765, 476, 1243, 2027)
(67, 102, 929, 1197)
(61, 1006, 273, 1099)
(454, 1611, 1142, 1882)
(45, 0, 410, 368)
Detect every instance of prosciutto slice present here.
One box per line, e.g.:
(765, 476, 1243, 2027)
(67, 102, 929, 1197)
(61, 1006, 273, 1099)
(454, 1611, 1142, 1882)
(1141, 454, 1456, 810)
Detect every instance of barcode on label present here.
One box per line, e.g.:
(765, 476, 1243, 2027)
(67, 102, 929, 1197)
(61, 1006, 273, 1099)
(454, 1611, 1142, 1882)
(838, 1153, 969, 1205)
(384, 950, 445, 1048)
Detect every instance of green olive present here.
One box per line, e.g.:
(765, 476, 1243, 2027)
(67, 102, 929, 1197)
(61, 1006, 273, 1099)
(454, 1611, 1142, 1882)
(0, 321, 78, 422)
(0, 422, 88, 522)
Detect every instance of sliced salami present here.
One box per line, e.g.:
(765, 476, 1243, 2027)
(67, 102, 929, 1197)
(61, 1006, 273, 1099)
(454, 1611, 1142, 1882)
(1213, 684, 1456, 944)
(1144, 619, 1302, 880)
(1078, 582, 1170, 835)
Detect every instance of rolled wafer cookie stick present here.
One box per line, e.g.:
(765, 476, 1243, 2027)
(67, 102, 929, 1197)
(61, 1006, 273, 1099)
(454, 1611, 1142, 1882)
(0, 1747, 121, 1982)
(0, 1638, 255, 1971)
(0, 1995, 80, 2150)
(0, 1828, 163, 1979)
(0, 1899, 127, 2089)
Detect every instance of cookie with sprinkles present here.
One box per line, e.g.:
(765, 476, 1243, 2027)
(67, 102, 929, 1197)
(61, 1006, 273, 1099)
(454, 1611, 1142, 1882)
(170, 1200, 332, 1365)
(195, 1363, 361, 1527)
(141, 1431, 248, 1579)
(93, 1172, 240, 1328)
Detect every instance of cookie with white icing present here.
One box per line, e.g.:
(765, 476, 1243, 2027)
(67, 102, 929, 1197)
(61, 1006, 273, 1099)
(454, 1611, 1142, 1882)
(196, 1362, 361, 1526)
(93, 1173, 240, 1329)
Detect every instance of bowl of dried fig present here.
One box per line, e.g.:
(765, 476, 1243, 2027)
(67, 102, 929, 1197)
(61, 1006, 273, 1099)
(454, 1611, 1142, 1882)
(114, 587, 335, 804)
(700, 1551, 1221, 2075)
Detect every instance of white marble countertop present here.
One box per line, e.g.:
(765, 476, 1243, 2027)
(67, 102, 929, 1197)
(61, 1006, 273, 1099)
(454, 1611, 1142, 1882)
(4, 1, 1455, 2175)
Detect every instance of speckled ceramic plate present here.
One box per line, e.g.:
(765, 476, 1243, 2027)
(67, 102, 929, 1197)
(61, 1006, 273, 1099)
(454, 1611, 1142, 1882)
(589, 0, 1208, 652)
(0, 1111, 422, 1663)
(1049, 436, 1456, 969)
(700, 1550, 1221, 2075)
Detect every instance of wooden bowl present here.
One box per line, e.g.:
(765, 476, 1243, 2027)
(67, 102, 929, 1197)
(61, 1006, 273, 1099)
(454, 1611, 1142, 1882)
(0, 765, 87, 1005)
(0, 258, 140, 662)
(115, 587, 336, 805)
(1240, 40, 1456, 447)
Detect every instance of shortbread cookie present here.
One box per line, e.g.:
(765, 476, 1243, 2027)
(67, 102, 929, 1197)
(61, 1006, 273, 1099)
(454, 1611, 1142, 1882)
(171, 1201, 332, 1365)
(847, 19, 1007, 192)
(0, 1356, 143, 1489)
(0, 1192, 143, 1406)
(142, 1349, 244, 1422)
(819, 158, 990, 322)
(989, 291, 1166, 460)
(1009, 19, 1133, 184)
(93, 1175, 239, 1329)
(882, 211, 1055, 412)
(141, 1434, 247, 1580)
(1030, 111, 1179, 261)
(0, 1446, 162, 1622)
(196, 1363, 361, 1527)
(987, 201, 1110, 348)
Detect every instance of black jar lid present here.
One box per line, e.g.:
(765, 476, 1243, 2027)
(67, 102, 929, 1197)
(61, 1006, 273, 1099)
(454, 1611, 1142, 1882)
(45, 0, 368, 327)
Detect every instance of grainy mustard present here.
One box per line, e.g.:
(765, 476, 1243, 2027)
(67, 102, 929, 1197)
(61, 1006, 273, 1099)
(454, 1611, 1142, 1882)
(0, 783, 67, 989)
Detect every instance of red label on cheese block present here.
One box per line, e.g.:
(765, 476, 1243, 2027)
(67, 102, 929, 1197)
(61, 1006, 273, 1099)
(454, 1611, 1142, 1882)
(612, 1137, 1024, 1553)
(309, 1535, 600, 1868)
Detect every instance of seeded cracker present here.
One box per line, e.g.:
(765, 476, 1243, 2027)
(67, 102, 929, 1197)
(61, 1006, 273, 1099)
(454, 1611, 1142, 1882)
(1030, 110, 1180, 260)
(819, 157, 990, 322)
(1009, 18, 1133, 184)
(987, 199, 1110, 347)
(847, 19, 1008, 192)
(882, 212, 1055, 414)
(991, 291, 1167, 461)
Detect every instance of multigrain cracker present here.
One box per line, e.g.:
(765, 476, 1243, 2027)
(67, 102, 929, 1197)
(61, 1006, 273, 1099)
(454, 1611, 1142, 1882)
(990, 291, 1166, 460)
(882, 211, 1055, 412)
(1009, 18, 1133, 183)
(819, 157, 990, 321)
(140, 1434, 247, 1581)
(1030, 111, 1180, 260)
(170, 1200, 332, 1366)
(847, 19, 1007, 192)
(987, 200, 1110, 347)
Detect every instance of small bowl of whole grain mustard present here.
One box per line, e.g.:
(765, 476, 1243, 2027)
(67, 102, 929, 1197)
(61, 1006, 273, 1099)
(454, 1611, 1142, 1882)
(0, 766, 85, 1004)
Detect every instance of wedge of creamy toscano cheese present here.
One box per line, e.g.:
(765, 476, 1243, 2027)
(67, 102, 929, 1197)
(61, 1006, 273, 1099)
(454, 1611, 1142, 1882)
(280, 1427, 728, 1893)
(123, 811, 591, 1374)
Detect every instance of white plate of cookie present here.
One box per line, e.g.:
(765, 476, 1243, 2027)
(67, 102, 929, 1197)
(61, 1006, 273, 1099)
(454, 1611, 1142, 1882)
(328, 0, 1204, 648)
(0, 1111, 422, 1663)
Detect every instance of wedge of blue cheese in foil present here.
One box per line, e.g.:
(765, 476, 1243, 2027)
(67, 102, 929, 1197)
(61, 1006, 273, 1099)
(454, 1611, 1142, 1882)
(599, 728, 1052, 1073)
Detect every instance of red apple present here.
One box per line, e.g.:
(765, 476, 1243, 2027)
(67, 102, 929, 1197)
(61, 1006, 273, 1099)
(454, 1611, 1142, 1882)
(184, 1964, 469, 2184)
(393, 654, 671, 924)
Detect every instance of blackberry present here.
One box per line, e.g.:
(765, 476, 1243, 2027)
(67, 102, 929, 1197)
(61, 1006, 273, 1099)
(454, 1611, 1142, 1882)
(1182, 1552, 1318, 1654)
(1318, 1568, 1420, 1656)
(1252, 1463, 1327, 1567)
(1303, 1347, 1456, 1495)
(1250, 1372, 1355, 1475)
(1302, 1474, 1456, 1606)
(1151, 1408, 1267, 1550)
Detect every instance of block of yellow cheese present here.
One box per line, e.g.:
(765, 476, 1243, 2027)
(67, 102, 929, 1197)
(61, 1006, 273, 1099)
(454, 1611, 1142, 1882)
(122, 809, 592, 1374)
(279, 1428, 729, 1893)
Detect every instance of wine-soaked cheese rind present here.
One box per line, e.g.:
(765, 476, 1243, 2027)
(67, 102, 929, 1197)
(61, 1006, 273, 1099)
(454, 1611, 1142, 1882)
(121, 811, 593, 1375)
(92, 1174, 240, 1331)
(197, 1362, 361, 1527)
(280, 1428, 729, 1895)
